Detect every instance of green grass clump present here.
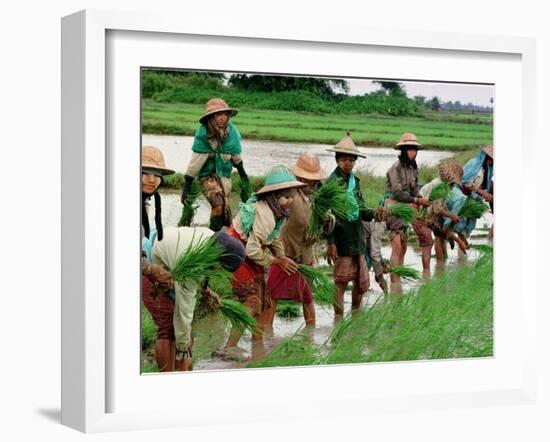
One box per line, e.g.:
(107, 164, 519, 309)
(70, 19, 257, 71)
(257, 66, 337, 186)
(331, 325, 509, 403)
(297, 264, 334, 306)
(276, 300, 301, 319)
(171, 233, 232, 289)
(458, 198, 489, 218)
(219, 299, 257, 334)
(178, 180, 202, 226)
(247, 332, 321, 368)
(429, 182, 451, 201)
(387, 265, 422, 281)
(388, 203, 416, 224)
(141, 304, 157, 350)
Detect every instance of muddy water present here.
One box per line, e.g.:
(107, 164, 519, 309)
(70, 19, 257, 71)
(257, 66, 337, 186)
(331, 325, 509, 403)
(142, 134, 454, 177)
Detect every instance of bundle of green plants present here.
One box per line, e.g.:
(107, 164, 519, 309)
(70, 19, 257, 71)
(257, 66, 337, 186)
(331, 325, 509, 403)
(297, 264, 334, 306)
(387, 265, 422, 281)
(388, 203, 416, 224)
(329, 315, 353, 344)
(276, 300, 301, 319)
(429, 181, 451, 201)
(247, 331, 320, 368)
(219, 299, 258, 335)
(458, 198, 489, 219)
(306, 180, 356, 238)
(171, 234, 231, 289)
(178, 180, 202, 226)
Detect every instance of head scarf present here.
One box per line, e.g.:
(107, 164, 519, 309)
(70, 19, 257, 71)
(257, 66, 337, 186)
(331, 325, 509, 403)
(206, 114, 229, 147)
(213, 231, 246, 272)
(398, 148, 418, 169)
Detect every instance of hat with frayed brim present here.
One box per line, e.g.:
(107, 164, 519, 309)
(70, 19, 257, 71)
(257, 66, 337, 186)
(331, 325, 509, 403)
(291, 152, 327, 181)
(394, 132, 424, 150)
(481, 145, 494, 159)
(199, 98, 238, 124)
(438, 160, 463, 185)
(256, 165, 307, 195)
(326, 131, 366, 158)
(142, 146, 175, 176)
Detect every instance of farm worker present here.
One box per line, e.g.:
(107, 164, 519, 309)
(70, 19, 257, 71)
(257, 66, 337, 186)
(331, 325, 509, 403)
(383, 133, 431, 280)
(461, 144, 494, 240)
(151, 226, 246, 371)
(266, 153, 334, 328)
(180, 98, 250, 231)
(325, 131, 383, 315)
(223, 165, 307, 351)
(140, 146, 178, 372)
(417, 160, 468, 263)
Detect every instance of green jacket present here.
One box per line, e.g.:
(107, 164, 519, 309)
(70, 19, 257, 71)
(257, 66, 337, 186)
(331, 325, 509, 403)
(326, 167, 374, 256)
(192, 122, 242, 178)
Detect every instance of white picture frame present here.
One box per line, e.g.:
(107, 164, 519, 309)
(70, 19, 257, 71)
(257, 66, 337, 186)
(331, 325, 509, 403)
(61, 9, 537, 433)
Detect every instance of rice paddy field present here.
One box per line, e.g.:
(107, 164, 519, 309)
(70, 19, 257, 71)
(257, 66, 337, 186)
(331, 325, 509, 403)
(142, 100, 493, 150)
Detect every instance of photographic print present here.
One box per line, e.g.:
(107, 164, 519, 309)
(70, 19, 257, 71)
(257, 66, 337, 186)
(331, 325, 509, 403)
(140, 69, 494, 373)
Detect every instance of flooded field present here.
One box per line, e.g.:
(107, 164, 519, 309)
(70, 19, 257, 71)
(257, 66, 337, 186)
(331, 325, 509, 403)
(142, 134, 453, 177)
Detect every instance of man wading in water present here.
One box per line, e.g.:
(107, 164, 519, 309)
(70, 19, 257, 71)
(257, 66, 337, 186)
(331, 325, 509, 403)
(180, 98, 250, 231)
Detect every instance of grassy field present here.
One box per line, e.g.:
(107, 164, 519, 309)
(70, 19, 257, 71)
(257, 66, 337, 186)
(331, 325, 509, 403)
(142, 100, 492, 150)
(248, 248, 493, 368)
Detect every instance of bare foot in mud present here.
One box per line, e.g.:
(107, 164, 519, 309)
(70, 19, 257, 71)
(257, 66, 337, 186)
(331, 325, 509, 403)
(212, 346, 248, 362)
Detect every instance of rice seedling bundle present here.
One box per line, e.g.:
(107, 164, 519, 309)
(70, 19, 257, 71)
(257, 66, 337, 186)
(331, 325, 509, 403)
(387, 265, 422, 281)
(297, 264, 334, 305)
(219, 299, 257, 334)
(171, 234, 231, 289)
(178, 181, 201, 226)
(429, 182, 451, 201)
(276, 300, 301, 319)
(306, 180, 356, 238)
(329, 316, 353, 344)
(388, 203, 416, 224)
(458, 198, 489, 219)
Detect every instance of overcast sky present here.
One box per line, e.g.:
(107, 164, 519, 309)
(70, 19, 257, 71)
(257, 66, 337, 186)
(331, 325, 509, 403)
(346, 78, 494, 107)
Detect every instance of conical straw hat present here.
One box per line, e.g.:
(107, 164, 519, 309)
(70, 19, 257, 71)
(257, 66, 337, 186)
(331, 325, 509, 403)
(481, 144, 493, 159)
(255, 165, 307, 195)
(141, 146, 175, 176)
(291, 152, 327, 181)
(394, 132, 423, 150)
(326, 131, 366, 158)
(199, 98, 238, 124)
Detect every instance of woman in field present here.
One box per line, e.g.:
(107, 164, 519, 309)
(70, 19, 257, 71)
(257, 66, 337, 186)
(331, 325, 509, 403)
(325, 132, 380, 316)
(180, 98, 250, 231)
(383, 133, 431, 280)
(223, 165, 306, 352)
(266, 153, 332, 328)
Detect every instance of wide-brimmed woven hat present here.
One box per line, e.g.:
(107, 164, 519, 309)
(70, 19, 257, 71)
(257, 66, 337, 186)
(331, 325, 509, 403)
(481, 144, 494, 159)
(291, 152, 327, 181)
(199, 98, 239, 124)
(326, 131, 366, 158)
(438, 160, 463, 185)
(394, 132, 424, 150)
(255, 165, 307, 195)
(141, 146, 175, 176)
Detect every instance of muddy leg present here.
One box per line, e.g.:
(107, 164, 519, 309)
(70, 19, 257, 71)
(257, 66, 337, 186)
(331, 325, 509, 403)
(303, 301, 316, 327)
(421, 245, 432, 277)
(389, 233, 402, 283)
(334, 282, 347, 316)
(351, 282, 364, 311)
(434, 237, 447, 260)
(155, 339, 176, 372)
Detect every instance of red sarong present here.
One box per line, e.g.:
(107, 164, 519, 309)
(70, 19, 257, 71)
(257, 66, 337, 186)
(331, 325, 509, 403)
(267, 264, 313, 303)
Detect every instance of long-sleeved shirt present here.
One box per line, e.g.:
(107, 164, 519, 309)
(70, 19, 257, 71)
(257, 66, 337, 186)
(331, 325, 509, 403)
(185, 151, 243, 178)
(385, 159, 421, 203)
(326, 167, 374, 256)
(280, 189, 316, 265)
(231, 200, 285, 267)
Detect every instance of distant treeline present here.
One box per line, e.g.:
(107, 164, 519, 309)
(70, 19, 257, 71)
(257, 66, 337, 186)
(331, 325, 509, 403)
(142, 70, 492, 117)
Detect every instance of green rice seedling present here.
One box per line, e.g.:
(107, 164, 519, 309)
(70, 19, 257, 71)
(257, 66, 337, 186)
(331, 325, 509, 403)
(297, 264, 334, 306)
(387, 265, 422, 281)
(429, 181, 451, 201)
(276, 300, 301, 319)
(388, 203, 416, 224)
(458, 198, 489, 219)
(171, 233, 231, 289)
(219, 299, 257, 334)
(306, 179, 356, 238)
(178, 180, 201, 226)
(247, 331, 320, 368)
(329, 315, 353, 344)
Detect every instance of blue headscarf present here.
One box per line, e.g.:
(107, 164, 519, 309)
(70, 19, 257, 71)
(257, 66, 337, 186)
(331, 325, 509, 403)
(462, 151, 493, 192)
